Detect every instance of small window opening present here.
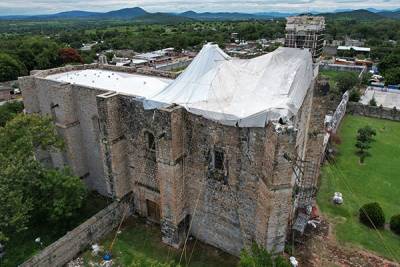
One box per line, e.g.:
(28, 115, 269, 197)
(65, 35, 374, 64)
(145, 131, 156, 151)
(50, 102, 58, 122)
(214, 150, 224, 171)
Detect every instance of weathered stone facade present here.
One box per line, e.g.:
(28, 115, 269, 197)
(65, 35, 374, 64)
(19, 63, 317, 256)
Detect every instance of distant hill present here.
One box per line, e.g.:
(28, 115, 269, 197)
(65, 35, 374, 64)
(1, 7, 400, 22)
(0, 7, 149, 20)
(321, 9, 386, 20)
(378, 10, 400, 19)
(255, 12, 296, 18)
(99, 7, 148, 19)
(32, 10, 102, 19)
(179, 11, 273, 20)
(135, 13, 193, 23)
(46, 10, 100, 18)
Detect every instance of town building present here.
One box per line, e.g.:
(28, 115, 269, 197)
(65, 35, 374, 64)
(344, 37, 365, 47)
(0, 85, 13, 102)
(80, 42, 98, 51)
(284, 16, 325, 61)
(337, 45, 371, 57)
(98, 54, 108, 65)
(19, 44, 320, 256)
(0, 82, 19, 102)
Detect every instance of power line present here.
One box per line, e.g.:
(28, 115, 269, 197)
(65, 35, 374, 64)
(325, 159, 399, 262)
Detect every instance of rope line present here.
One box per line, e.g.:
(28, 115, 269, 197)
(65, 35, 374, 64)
(178, 178, 204, 265)
(108, 193, 135, 253)
(325, 159, 399, 262)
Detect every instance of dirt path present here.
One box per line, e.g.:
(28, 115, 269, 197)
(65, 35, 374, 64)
(294, 218, 399, 267)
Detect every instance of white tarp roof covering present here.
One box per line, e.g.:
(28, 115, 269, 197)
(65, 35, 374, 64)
(46, 69, 173, 98)
(144, 43, 314, 127)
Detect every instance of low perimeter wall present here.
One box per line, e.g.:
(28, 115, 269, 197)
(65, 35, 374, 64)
(20, 193, 133, 267)
(322, 91, 349, 151)
(320, 63, 366, 78)
(347, 102, 400, 121)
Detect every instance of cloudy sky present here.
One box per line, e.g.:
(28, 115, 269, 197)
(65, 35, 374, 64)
(0, 0, 399, 16)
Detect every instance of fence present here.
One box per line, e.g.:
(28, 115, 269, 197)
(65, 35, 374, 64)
(322, 91, 349, 152)
(320, 63, 366, 78)
(20, 193, 133, 267)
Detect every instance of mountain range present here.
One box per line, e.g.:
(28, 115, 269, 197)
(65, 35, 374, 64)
(0, 7, 399, 21)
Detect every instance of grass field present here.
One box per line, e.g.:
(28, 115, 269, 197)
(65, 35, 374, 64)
(317, 115, 400, 262)
(82, 218, 238, 267)
(319, 70, 345, 89)
(0, 192, 110, 267)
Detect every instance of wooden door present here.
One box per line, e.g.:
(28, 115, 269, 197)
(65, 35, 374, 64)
(146, 199, 160, 223)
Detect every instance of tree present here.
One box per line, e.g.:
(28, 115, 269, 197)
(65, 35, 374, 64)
(58, 48, 84, 65)
(355, 125, 376, 163)
(359, 202, 385, 228)
(369, 97, 377, 106)
(349, 89, 361, 102)
(336, 72, 359, 94)
(360, 72, 372, 86)
(239, 243, 290, 267)
(0, 53, 27, 82)
(0, 114, 86, 242)
(0, 101, 24, 127)
(384, 67, 400, 85)
(16, 37, 62, 71)
(379, 52, 400, 74)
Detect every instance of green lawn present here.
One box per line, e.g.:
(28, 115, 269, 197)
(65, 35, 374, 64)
(0, 192, 110, 267)
(317, 115, 400, 262)
(82, 218, 238, 267)
(319, 70, 345, 88)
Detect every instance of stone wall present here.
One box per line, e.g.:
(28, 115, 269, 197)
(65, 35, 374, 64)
(155, 59, 192, 71)
(329, 91, 349, 133)
(347, 102, 400, 121)
(98, 81, 314, 255)
(20, 195, 133, 267)
(19, 76, 110, 196)
(20, 64, 316, 257)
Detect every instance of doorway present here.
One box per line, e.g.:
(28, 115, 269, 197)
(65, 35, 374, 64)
(146, 199, 161, 223)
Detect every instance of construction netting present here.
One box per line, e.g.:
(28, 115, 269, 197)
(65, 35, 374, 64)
(144, 43, 314, 127)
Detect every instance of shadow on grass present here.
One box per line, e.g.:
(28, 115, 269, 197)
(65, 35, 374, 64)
(82, 217, 239, 267)
(0, 191, 110, 267)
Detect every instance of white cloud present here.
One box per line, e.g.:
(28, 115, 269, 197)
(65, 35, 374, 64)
(0, 0, 399, 15)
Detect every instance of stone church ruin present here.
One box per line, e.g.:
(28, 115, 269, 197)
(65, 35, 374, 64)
(20, 44, 321, 256)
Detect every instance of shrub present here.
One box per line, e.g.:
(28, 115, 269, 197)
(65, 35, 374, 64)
(239, 243, 290, 267)
(369, 97, 377, 106)
(390, 214, 400, 235)
(361, 72, 372, 85)
(330, 133, 342, 145)
(0, 101, 24, 127)
(349, 89, 361, 102)
(336, 72, 358, 94)
(359, 202, 385, 228)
